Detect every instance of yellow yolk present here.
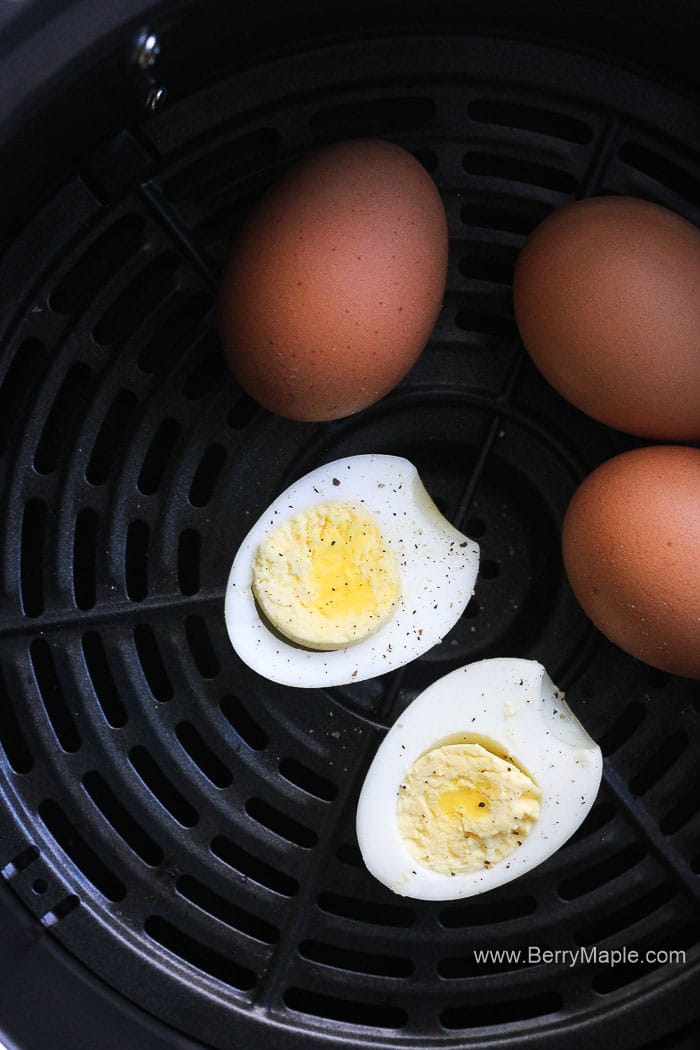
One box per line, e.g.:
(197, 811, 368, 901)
(397, 742, 541, 875)
(251, 500, 401, 650)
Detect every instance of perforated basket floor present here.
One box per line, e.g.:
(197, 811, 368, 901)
(1, 27, 700, 1050)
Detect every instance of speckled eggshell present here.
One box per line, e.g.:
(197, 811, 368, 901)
(513, 196, 700, 440)
(562, 445, 700, 678)
(218, 138, 448, 421)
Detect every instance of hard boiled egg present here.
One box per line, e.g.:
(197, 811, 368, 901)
(225, 455, 479, 687)
(356, 658, 602, 899)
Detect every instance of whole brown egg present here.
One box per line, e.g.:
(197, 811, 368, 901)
(513, 196, 700, 439)
(218, 139, 448, 421)
(562, 445, 700, 678)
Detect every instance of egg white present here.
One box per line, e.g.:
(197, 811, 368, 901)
(356, 657, 603, 899)
(224, 454, 479, 687)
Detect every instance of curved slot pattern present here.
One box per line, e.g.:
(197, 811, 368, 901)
(0, 338, 46, 454)
(558, 843, 648, 900)
(220, 694, 268, 751)
(440, 991, 563, 1028)
(176, 874, 279, 943)
(246, 798, 317, 849)
(34, 362, 93, 474)
(83, 770, 163, 866)
(316, 892, 414, 929)
(440, 895, 537, 929)
(299, 939, 413, 979)
(177, 530, 201, 595)
(468, 99, 593, 143)
(574, 883, 676, 947)
(144, 915, 258, 991)
(175, 722, 232, 788)
(211, 836, 298, 898)
(133, 624, 173, 702)
(0, 665, 33, 773)
(283, 987, 407, 1029)
(278, 757, 337, 802)
(85, 390, 138, 485)
(138, 418, 182, 495)
(462, 152, 578, 194)
(81, 631, 127, 728)
(39, 798, 126, 901)
(30, 639, 81, 753)
(189, 444, 226, 507)
(129, 746, 198, 828)
(92, 252, 180, 346)
(49, 214, 145, 315)
(184, 614, 220, 679)
(20, 499, 47, 617)
(73, 508, 99, 610)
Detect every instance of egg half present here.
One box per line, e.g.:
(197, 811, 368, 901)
(225, 455, 479, 687)
(356, 658, 602, 899)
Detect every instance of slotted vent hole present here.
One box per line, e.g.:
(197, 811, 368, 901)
(41, 894, 81, 926)
(82, 770, 164, 866)
(73, 508, 98, 610)
(86, 390, 139, 485)
(189, 444, 226, 507)
(129, 745, 198, 828)
(210, 836, 298, 897)
(0, 665, 33, 774)
(459, 246, 518, 285)
(439, 945, 547, 978)
(629, 730, 688, 796)
(38, 798, 126, 901)
(620, 140, 700, 206)
(227, 394, 259, 429)
(220, 694, 268, 750)
(144, 916, 258, 991)
(566, 798, 616, 847)
(49, 214, 145, 315)
(558, 842, 648, 900)
(574, 882, 676, 947)
(441, 991, 564, 1029)
(159, 127, 280, 202)
(178, 530, 201, 595)
(659, 774, 700, 835)
(125, 520, 149, 602)
(461, 200, 552, 235)
(468, 98, 593, 143)
(309, 96, 435, 137)
(138, 418, 182, 495)
(283, 987, 407, 1029)
(176, 722, 232, 788)
(185, 614, 220, 678)
(21, 498, 47, 617)
(336, 843, 363, 868)
(92, 252, 180, 347)
(137, 292, 212, 377)
(316, 892, 414, 928)
(176, 874, 279, 943)
(299, 939, 414, 978)
(81, 631, 127, 728)
(591, 921, 700, 994)
(440, 895, 537, 928)
(454, 306, 517, 339)
(133, 624, 173, 702)
(246, 798, 317, 849)
(34, 361, 93, 474)
(30, 639, 81, 753)
(182, 347, 228, 401)
(0, 338, 46, 454)
(462, 152, 578, 194)
(278, 757, 338, 802)
(598, 701, 646, 757)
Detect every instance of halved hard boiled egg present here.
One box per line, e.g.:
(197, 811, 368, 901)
(225, 454, 479, 687)
(356, 657, 602, 899)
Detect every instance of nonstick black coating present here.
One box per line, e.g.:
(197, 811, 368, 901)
(1, 19, 700, 1050)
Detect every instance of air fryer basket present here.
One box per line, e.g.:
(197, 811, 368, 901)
(1, 2, 700, 1048)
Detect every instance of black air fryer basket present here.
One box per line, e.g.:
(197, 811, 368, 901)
(1, 2, 699, 1048)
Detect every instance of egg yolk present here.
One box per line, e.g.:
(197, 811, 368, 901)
(397, 742, 541, 875)
(251, 500, 401, 650)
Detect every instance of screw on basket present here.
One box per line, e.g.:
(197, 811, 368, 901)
(128, 27, 168, 115)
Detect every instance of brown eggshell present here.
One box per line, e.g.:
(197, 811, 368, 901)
(218, 138, 448, 421)
(562, 445, 700, 678)
(513, 196, 700, 439)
